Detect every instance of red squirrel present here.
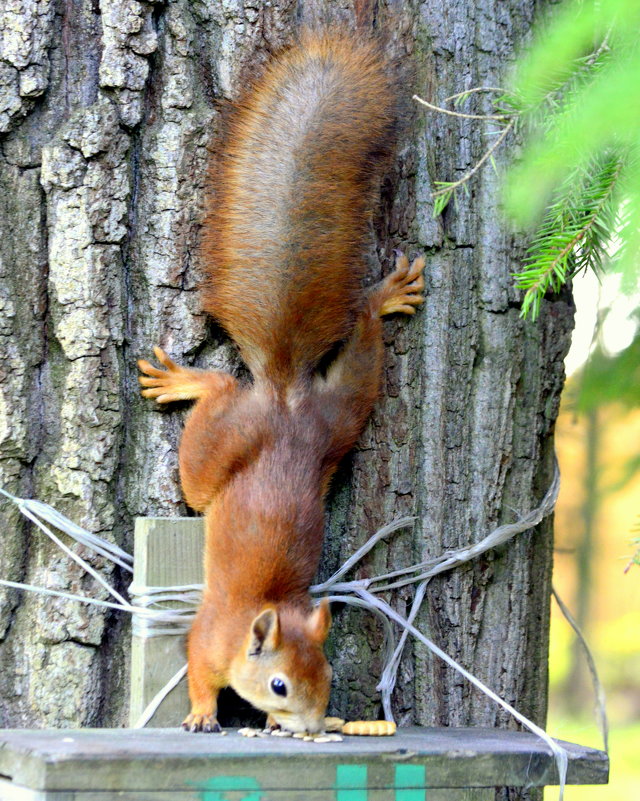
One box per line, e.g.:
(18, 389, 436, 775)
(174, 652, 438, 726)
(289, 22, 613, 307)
(138, 31, 425, 734)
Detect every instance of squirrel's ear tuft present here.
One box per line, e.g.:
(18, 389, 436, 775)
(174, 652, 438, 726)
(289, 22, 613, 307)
(248, 607, 280, 657)
(307, 598, 331, 644)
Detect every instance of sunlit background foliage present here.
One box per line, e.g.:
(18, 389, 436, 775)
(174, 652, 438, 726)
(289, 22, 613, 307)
(506, 0, 640, 320)
(503, 1, 640, 798)
(419, 1, 640, 797)
(414, 0, 640, 795)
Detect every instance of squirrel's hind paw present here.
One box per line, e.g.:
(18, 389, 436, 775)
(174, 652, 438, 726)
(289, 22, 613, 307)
(138, 347, 234, 404)
(376, 253, 426, 317)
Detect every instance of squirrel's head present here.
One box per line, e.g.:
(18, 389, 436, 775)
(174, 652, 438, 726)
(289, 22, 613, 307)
(229, 599, 332, 733)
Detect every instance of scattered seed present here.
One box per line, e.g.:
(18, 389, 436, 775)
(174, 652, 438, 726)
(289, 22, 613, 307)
(292, 732, 307, 739)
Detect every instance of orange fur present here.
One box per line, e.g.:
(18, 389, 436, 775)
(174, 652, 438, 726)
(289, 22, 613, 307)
(200, 31, 397, 388)
(138, 31, 425, 734)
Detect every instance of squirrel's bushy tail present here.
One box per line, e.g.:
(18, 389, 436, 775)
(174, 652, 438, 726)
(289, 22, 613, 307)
(201, 31, 396, 388)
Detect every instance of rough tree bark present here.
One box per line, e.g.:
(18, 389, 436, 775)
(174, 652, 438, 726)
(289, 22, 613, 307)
(0, 1, 573, 794)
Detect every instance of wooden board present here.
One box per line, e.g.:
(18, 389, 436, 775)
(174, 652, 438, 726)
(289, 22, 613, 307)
(128, 517, 204, 727)
(0, 780, 496, 801)
(0, 726, 608, 800)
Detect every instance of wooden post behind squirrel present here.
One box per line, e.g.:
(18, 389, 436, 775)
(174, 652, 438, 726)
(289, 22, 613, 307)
(138, 30, 425, 734)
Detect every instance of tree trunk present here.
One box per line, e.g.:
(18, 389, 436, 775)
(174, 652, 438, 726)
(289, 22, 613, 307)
(0, 0, 572, 788)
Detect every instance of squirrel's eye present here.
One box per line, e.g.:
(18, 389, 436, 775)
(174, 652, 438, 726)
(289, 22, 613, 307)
(270, 677, 287, 697)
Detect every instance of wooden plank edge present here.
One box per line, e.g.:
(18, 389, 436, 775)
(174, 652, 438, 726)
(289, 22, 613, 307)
(0, 729, 608, 792)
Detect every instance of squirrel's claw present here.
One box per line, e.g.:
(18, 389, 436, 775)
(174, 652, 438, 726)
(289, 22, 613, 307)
(393, 250, 410, 277)
(153, 346, 179, 371)
(182, 713, 222, 733)
(138, 347, 180, 377)
(137, 358, 167, 379)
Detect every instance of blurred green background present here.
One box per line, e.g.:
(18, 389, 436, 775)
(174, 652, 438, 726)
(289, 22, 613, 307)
(426, 0, 640, 794)
(544, 273, 640, 800)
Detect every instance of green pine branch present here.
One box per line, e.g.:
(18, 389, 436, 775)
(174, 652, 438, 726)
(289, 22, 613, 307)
(514, 154, 624, 320)
(416, 0, 640, 319)
(505, 0, 640, 315)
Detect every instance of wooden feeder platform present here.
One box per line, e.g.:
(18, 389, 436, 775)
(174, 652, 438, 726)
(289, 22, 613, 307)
(0, 519, 609, 798)
(0, 726, 608, 800)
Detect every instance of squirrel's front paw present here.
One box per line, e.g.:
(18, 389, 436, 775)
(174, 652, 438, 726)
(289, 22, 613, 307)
(266, 714, 281, 731)
(182, 712, 222, 733)
(377, 251, 425, 316)
(138, 346, 207, 404)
